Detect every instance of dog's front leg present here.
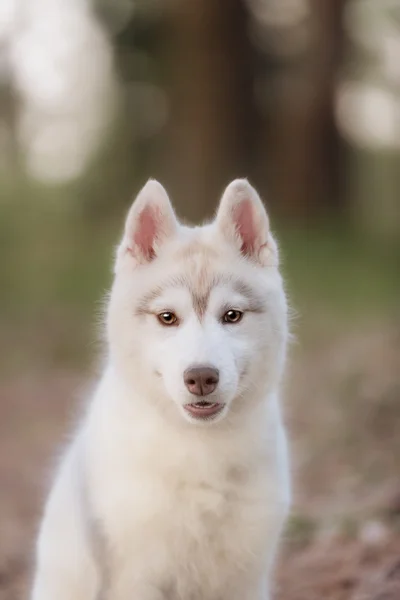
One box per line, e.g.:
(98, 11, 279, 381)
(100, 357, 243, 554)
(31, 453, 99, 600)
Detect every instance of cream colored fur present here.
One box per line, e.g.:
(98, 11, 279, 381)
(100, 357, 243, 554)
(31, 179, 291, 600)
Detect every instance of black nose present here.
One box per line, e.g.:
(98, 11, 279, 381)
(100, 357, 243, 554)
(183, 366, 220, 396)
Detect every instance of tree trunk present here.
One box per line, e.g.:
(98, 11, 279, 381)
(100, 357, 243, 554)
(263, 0, 347, 221)
(159, 0, 258, 222)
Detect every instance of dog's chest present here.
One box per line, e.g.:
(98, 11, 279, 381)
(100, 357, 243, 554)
(93, 453, 278, 597)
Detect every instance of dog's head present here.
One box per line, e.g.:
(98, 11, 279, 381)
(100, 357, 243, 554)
(107, 179, 288, 425)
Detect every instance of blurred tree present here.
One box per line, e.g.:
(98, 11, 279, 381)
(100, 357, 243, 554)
(158, 0, 260, 221)
(113, 0, 348, 222)
(259, 0, 347, 220)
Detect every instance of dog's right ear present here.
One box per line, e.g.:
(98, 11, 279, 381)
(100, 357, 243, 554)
(115, 180, 178, 271)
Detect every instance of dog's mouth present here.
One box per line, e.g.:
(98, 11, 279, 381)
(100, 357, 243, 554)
(184, 401, 224, 419)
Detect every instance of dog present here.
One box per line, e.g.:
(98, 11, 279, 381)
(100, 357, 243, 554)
(31, 179, 291, 600)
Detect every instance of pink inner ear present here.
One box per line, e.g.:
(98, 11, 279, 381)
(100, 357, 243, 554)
(132, 204, 160, 261)
(232, 198, 257, 256)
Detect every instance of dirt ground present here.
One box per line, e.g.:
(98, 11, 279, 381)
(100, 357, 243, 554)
(0, 323, 399, 599)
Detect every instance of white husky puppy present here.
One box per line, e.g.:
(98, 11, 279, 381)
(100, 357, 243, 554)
(31, 179, 291, 600)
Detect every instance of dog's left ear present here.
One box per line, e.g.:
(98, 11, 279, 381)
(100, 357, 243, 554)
(116, 179, 178, 271)
(216, 179, 278, 266)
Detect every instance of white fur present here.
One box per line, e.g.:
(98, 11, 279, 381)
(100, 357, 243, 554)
(31, 179, 291, 600)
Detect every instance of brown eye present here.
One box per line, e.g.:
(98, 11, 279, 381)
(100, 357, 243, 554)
(223, 310, 243, 324)
(157, 312, 178, 326)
